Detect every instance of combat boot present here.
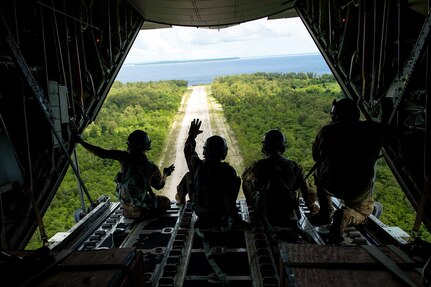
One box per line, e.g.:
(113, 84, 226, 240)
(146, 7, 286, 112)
(327, 209, 351, 244)
(372, 202, 383, 219)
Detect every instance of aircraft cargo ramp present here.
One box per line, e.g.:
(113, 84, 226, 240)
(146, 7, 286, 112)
(2, 197, 427, 287)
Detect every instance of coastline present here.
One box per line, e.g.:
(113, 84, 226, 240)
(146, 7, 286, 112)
(117, 53, 331, 85)
(123, 52, 321, 66)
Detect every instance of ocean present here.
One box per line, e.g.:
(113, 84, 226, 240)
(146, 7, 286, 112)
(116, 53, 331, 86)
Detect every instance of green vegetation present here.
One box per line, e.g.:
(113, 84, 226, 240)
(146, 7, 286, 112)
(27, 73, 429, 248)
(211, 72, 430, 241)
(211, 72, 340, 171)
(27, 80, 187, 249)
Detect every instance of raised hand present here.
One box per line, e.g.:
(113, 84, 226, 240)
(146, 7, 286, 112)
(163, 164, 175, 176)
(188, 118, 203, 138)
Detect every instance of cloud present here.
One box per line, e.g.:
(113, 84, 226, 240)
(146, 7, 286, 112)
(124, 17, 319, 64)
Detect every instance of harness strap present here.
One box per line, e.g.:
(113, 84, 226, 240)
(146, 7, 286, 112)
(305, 158, 323, 180)
(259, 163, 302, 243)
(195, 229, 230, 286)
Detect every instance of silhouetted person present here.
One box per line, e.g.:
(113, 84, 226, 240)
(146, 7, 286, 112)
(311, 98, 390, 243)
(78, 130, 174, 219)
(242, 129, 318, 242)
(175, 171, 193, 204)
(179, 119, 244, 229)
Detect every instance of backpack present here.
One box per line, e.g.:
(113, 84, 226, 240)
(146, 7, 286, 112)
(115, 158, 154, 215)
(256, 163, 301, 227)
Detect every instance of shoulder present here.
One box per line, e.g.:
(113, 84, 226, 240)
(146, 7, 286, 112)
(319, 123, 334, 131)
(245, 158, 271, 171)
(219, 161, 237, 175)
(222, 161, 236, 170)
(116, 150, 131, 162)
(315, 124, 333, 137)
(318, 121, 356, 138)
(129, 154, 156, 168)
(140, 157, 162, 173)
(147, 160, 159, 170)
(249, 158, 266, 168)
(280, 157, 303, 171)
(190, 155, 202, 168)
(242, 160, 259, 178)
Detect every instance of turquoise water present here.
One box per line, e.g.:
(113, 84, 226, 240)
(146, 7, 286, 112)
(116, 53, 331, 85)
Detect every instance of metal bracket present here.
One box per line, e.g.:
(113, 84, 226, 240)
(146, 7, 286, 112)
(388, 10, 431, 123)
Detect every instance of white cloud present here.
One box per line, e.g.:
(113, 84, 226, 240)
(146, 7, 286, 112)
(124, 17, 318, 64)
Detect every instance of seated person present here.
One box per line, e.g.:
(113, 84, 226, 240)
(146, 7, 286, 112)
(312, 98, 391, 243)
(242, 129, 319, 242)
(78, 130, 174, 219)
(179, 119, 244, 229)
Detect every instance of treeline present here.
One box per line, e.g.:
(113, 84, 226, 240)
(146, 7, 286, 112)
(27, 73, 429, 248)
(27, 80, 187, 249)
(212, 72, 339, 170)
(211, 72, 430, 241)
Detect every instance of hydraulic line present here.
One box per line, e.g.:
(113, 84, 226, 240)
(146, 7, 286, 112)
(61, 2, 76, 117)
(369, 0, 378, 103)
(376, 0, 389, 98)
(51, 0, 68, 85)
(73, 150, 87, 213)
(361, 0, 368, 103)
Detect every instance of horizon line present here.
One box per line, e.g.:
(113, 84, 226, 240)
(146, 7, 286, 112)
(124, 52, 321, 66)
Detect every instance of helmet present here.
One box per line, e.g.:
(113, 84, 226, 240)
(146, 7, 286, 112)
(127, 130, 151, 152)
(330, 98, 360, 122)
(203, 135, 228, 160)
(262, 129, 287, 156)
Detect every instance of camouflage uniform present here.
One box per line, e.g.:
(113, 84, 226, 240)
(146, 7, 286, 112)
(242, 155, 317, 227)
(78, 141, 171, 219)
(312, 119, 388, 227)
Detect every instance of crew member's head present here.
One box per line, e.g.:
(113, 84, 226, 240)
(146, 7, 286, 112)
(127, 130, 151, 153)
(262, 129, 287, 157)
(203, 135, 228, 160)
(330, 98, 360, 123)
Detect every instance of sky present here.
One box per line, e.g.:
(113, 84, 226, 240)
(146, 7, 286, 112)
(124, 17, 319, 64)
